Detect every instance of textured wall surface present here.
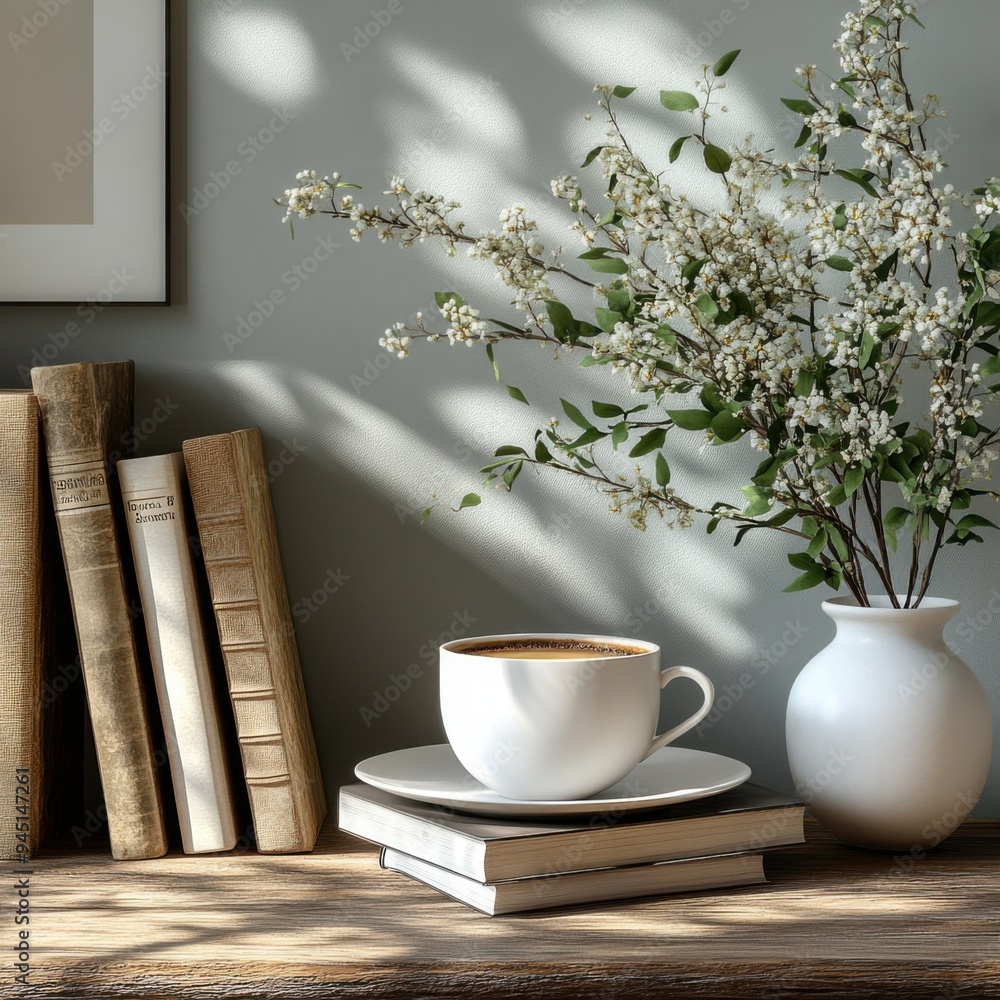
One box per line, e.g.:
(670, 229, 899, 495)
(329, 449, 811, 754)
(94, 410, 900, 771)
(3, 0, 999, 814)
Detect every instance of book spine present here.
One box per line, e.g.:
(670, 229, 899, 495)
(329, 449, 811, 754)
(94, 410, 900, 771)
(183, 430, 325, 852)
(119, 453, 239, 854)
(30, 363, 167, 860)
(0, 394, 80, 859)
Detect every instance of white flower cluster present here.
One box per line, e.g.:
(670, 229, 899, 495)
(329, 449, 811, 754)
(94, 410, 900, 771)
(379, 321, 411, 359)
(468, 205, 553, 307)
(281, 170, 336, 222)
(438, 297, 488, 346)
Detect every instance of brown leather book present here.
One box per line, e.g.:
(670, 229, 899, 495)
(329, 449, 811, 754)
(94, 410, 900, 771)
(0, 391, 81, 860)
(119, 453, 240, 855)
(30, 362, 167, 860)
(182, 428, 326, 852)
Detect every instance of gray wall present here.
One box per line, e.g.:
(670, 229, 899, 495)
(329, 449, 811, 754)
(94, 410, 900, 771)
(4, 0, 1000, 814)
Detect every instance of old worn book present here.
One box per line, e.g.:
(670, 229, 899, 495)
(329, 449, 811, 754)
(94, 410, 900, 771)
(380, 846, 766, 916)
(0, 391, 81, 860)
(340, 782, 804, 882)
(119, 453, 240, 854)
(183, 428, 325, 853)
(30, 362, 168, 860)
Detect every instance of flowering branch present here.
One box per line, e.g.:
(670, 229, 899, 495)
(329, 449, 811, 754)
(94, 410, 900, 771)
(276, 0, 1000, 607)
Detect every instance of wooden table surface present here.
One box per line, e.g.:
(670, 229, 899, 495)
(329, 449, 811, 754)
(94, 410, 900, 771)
(20, 819, 1000, 999)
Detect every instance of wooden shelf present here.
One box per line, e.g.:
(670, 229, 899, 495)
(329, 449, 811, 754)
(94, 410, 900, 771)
(25, 819, 1000, 998)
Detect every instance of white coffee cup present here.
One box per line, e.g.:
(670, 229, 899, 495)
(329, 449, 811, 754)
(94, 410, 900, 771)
(439, 633, 715, 801)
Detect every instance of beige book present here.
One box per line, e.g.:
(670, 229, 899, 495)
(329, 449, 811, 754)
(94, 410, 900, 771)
(380, 847, 766, 916)
(0, 391, 81, 860)
(119, 453, 240, 854)
(30, 362, 167, 860)
(183, 428, 326, 853)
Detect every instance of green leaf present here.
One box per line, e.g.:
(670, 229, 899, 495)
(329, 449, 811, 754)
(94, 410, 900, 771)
(655, 452, 671, 487)
(611, 421, 629, 450)
(695, 294, 719, 321)
(494, 445, 528, 457)
(825, 484, 848, 506)
(669, 135, 691, 163)
(579, 354, 611, 368)
(486, 342, 500, 382)
(874, 248, 899, 282)
(458, 493, 482, 510)
(713, 49, 741, 77)
(668, 409, 713, 431)
(506, 385, 529, 404)
(980, 355, 1000, 377)
(581, 146, 605, 168)
(859, 331, 876, 369)
(834, 168, 879, 198)
(955, 514, 1000, 531)
(587, 256, 629, 275)
(710, 410, 745, 442)
(607, 285, 631, 315)
(781, 97, 816, 115)
(568, 427, 607, 449)
(681, 258, 709, 291)
(788, 552, 817, 572)
(807, 528, 829, 558)
(561, 398, 593, 429)
(863, 14, 886, 30)
(783, 566, 827, 592)
(741, 485, 773, 518)
(824, 256, 855, 272)
(535, 439, 552, 463)
(434, 291, 466, 310)
(592, 400, 625, 418)
(629, 427, 667, 457)
(700, 384, 725, 414)
(420, 506, 434, 525)
(794, 124, 812, 149)
(546, 299, 576, 339)
(844, 466, 865, 497)
(502, 462, 523, 491)
(827, 526, 850, 563)
(703, 144, 732, 174)
(594, 307, 623, 333)
(612, 85, 636, 98)
(660, 90, 700, 112)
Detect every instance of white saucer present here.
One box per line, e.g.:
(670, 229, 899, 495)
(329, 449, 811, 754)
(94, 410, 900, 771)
(354, 744, 751, 818)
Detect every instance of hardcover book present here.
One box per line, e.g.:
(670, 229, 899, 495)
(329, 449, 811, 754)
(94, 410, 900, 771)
(119, 453, 240, 855)
(30, 361, 168, 861)
(183, 428, 326, 853)
(339, 782, 805, 882)
(0, 391, 81, 860)
(380, 846, 766, 916)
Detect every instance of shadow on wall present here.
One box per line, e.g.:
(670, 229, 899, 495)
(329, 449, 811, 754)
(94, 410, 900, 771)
(145, 359, 814, 800)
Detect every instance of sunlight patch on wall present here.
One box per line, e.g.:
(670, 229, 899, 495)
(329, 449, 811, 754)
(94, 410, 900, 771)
(200, 4, 326, 109)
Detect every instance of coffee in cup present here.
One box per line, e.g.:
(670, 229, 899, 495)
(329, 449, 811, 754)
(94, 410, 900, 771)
(439, 633, 715, 801)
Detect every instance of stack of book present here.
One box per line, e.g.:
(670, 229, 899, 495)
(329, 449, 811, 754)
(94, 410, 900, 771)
(0, 360, 326, 861)
(339, 782, 805, 915)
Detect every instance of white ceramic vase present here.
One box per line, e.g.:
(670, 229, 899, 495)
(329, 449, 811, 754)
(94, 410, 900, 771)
(785, 596, 992, 851)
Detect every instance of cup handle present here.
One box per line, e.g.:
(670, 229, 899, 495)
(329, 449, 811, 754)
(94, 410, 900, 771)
(642, 665, 715, 760)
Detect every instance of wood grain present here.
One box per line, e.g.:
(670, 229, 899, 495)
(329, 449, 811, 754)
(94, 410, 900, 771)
(183, 429, 326, 853)
(26, 819, 1000, 998)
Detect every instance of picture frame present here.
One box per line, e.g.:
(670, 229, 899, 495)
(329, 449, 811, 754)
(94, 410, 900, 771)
(0, 0, 170, 305)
